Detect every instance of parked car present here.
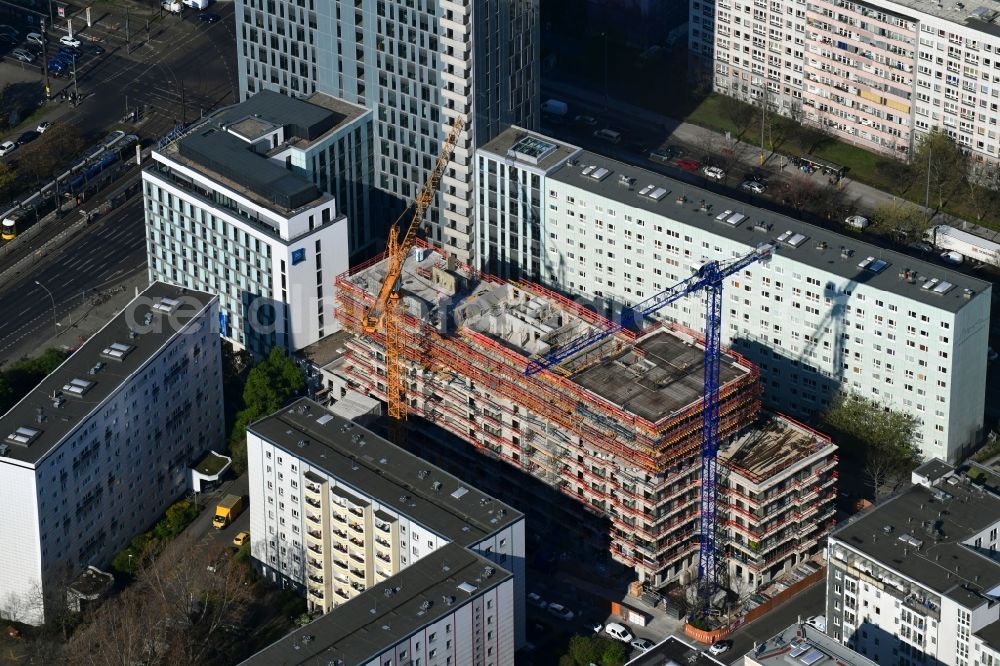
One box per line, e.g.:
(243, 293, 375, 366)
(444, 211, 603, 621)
(845, 214, 870, 230)
(648, 148, 673, 163)
(85, 43, 104, 55)
(702, 165, 726, 180)
(232, 530, 250, 547)
(36, 121, 52, 134)
(546, 603, 574, 621)
(587, 621, 603, 634)
(574, 114, 597, 127)
(940, 250, 964, 265)
(741, 180, 766, 194)
(631, 638, 654, 651)
(908, 241, 933, 253)
(12, 48, 34, 63)
(0, 25, 18, 38)
(676, 158, 700, 172)
(16, 130, 39, 146)
(806, 615, 827, 632)
(604, 622, 634, 643)
(57, 48, 80, 62)
(198, 12, 221, 22)
(526, 592, 547, 609)
(709, 640, 732, 655)
(0, 140, 15, 157)
(59, 34, 81, 48)
(26, 32, 43, 46)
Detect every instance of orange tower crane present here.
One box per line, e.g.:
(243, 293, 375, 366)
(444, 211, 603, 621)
(361, 116, 465, 421)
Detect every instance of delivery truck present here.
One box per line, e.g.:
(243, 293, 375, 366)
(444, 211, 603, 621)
(212, 494, 245, 529)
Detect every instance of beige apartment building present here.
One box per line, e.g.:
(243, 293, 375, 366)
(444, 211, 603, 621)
(693, 0, 1000, 165)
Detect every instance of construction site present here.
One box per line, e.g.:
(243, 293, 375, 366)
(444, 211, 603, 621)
(331, 243, 838, 596)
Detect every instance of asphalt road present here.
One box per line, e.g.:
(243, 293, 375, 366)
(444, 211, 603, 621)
(0, 193, 147, 365)
(0, 2, 238, 145)
(723, 581, 825, 663)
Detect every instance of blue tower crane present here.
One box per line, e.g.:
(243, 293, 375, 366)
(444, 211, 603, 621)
(526, 242, 775, 604)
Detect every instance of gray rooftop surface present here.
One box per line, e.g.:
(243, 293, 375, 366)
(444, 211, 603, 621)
(299, 330, 352, 370)
(745, 623, 877, 666)
(913, 458, 954, 483)
(214, 89, 363, 144)
(478, 126, 581, 171)
(831, 472, 1000, 607)
(248, 398, 522, 546)
(239, 542, 511, 666)
(547, 150, 988, 313)
(572, 330, 748, 423)
(625, 636, 726, 666)
(975, 617, 1000, 652)
(0, 282, 216, 467)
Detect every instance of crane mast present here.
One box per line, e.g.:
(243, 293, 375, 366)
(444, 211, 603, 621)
(362, 116, 465, 421)
(526, 243, 774, 605)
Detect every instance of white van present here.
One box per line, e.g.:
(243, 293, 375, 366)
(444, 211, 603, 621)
(183, 0, 209, 9)
(162, 0, 182, 12)
(593, 128, 622, 144)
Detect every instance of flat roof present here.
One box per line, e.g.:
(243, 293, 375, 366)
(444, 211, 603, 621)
(975, 618, 1000, 652)
(572, 329, 748, 423)
(548, 152, 989, 313)
(625, 636, 726, 666)
(0, 282, 216, 468)
(215, 89, 363, 144)
(879, 0, 1000, 35)
(913, 458, 954, 483)
(831, 472, 1000, 607)
(248, 399, 522, 546)
(478, 126, 581, 171)
(720, 413, 834, 483)
(239, 542, 511, 666)
(746, 623, 877, 666)
(299, 330, 353, 370)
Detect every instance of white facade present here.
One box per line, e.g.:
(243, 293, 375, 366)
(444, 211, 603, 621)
(0, 284, 223, 625)
(244, 399, 526, 652)
(696, 0, 1000, 165)
(143, 129, 349, 354)
(474, 136, 990, 462)
(826, 463, 1000, 666)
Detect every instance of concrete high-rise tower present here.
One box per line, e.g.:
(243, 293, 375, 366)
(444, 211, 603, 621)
(235, 0, 540, 264)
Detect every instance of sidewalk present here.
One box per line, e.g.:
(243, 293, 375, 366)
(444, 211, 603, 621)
(542, 80, 999, 243)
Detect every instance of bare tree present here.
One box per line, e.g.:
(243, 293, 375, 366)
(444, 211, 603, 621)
(63, 584, 166, 666)
(912, 129, 967, 211)
(722, 98, 757, 141)
(865, 447, 904, 500)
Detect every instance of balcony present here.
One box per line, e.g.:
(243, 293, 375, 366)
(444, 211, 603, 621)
(333, 529, 348, 540)
(305, 497, 321, 508)
(333, 543, 348, 554)
(307, 544, 323, 555)
(306, 513, 322, 525)
(375, 537, 391, 548)
(348, 506, 364, 518)
(333, 512, 347, 524)
(308, 558, 323, 570)
(376, 522, 391, 534)
(349, 522, 364, 534)
(349, 568, 365, 580)
(351, 582, 366, 592)
(307, 574, 324, 585)
(305, 483, 322, 496)
(334, 559, 348, 570)
(308, 589, 324, 600)
(376, 568, 391, 578)
(349, 536, 365, 548)
(349, 552, 365, 564)
(376, 551, 391, 563)
(335, 589, 350, 600)
(306, 529, 323, 543)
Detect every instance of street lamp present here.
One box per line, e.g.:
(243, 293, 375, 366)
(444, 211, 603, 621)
(35, 280, 59, 337)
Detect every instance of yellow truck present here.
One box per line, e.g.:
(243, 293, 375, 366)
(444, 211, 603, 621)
(212, 494, 245, 529)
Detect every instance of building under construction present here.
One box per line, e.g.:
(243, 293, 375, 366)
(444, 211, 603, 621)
(332, 244, 837, 591)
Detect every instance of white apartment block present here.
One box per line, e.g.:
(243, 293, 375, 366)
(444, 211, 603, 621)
(475, 129, 991, 463)
(695, 0, 1000, 164)
(0, 283, 224, 625)
(143, 94, 351, 355)
(244, 398, 525, 658)
(236, 0, 540, 266)
(826, 459, 1000, 666)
